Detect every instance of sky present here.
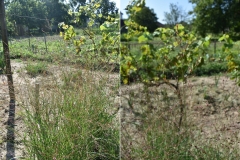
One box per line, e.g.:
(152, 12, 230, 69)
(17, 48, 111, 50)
(111, 0, 194, 24)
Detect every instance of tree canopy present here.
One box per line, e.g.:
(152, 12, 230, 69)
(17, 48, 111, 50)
(6, 0, 71, 35)
(129, 5, 159, 32)
(95, 0, 118, 25)
(67, 0, 86, 11)
(189, 0, 240, 37)
(5, 0, 119, 35)
(163, 3, 189, 27)
(6, 0, 47, 29)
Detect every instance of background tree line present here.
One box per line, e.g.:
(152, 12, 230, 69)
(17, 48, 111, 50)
(189, 0, 240, 40)
(122, 0, 240, 40)
(3, 0, 118, 36)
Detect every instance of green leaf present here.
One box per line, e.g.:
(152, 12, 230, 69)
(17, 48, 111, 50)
(174, 24, 184, 30)
(178, 24, 184, 30)
(123, 78, 128, 84)
(198, 40, 202, 45)
(203, 41, 210, 47)
(218, 36, 225, 41)
(100, 25, 106, 31)
(173, 42, 178, 47)
(141, 45, 151, 55)
(153, 31, 160, 36)
(179, 31, 185, 36)
(161, 34, 167, 40)
(138, 35, 148, 43)
(132, 6, 142, 12)
(95, 3, 101, 8)
(205, 36, 211, 41)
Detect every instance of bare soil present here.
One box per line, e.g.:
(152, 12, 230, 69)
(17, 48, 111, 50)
(1, 60, 240, 159)
(0, 60, 120, 159)
(0, 61, 27, 159)
(121, 74, 240, 158)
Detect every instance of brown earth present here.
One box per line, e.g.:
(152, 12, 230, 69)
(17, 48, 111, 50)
(1, 60, 240, 159)
(120, 74, 240, 158)
(0, 60, 120, 159)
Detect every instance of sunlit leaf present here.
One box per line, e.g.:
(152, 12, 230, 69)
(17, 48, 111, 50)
(123, 78, 128, 84)
(95, 3, 101, 8)
(138, 35, 148, 43)
(203, 41, 210, 47)
(173, 42, 178, 47)
(100, 25, 106, 31)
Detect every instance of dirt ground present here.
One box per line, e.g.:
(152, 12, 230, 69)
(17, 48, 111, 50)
(120, 74, 240, 157)
(1, 60, 240, 159)
(0, 61, 27, 159)
(0, 60, 120, 159)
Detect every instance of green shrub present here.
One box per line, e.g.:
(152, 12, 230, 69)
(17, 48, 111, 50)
(25, 62, 48, 77)
(229, 31, 240, 41)
(193, 62, 228, 76)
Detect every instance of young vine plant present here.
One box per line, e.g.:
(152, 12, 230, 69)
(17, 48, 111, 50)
(219, 34, 240, 85)
(120, 0, 240, 129)
(59, 0, 120, 67)
(58, 0, 240, 130)
(121, 0, 211, 86)
(58, 0, 240, 87)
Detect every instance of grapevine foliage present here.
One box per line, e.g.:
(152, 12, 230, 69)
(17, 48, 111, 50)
(120, 0, 211, 85)
(58, 0, 240, 87)
(59, 0, 120, 65)
(219, 34, 240, 85)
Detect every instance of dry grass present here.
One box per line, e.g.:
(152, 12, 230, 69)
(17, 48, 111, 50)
(121, 75, 240, 159)
(0, 59, 120, 159)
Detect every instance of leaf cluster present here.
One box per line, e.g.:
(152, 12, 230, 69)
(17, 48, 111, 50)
(219, 34, 240, 85)
(60, 0, 120, 65)
(121, 22, 211, 84)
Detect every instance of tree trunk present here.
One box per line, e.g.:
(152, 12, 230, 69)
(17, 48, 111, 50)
(0, 0, 15, 100)
(0, 1, 16, 159)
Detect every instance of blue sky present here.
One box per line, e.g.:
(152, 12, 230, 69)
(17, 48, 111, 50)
(111, 0, 194, 23)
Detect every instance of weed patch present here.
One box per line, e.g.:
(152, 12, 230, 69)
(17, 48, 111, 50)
(25, 62, 49, 77)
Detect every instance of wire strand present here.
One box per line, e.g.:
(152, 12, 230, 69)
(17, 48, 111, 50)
(6, 13, 60, 23)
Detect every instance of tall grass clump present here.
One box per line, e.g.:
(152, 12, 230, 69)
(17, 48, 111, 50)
(21, 69, 119, 159)
(25, 61, 48, 77)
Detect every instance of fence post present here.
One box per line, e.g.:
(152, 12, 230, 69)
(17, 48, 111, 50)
(128, 44, 130, 50)
(35, 81, 40, 116)
(44, 33, 48, 53)
(214, 39, 216, 55)
(28, 29, 31, 48)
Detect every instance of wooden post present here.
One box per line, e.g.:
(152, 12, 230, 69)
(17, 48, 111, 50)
(35, 82, 40, 115)
(214, 39, 216, 54)
(0, 0, 15, 100)
(29, 36, 31, 48)
(44, 33, 48, 53)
